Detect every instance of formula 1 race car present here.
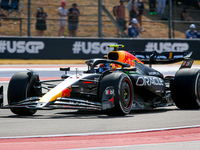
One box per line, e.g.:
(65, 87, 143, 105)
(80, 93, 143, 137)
(1, 45, 200, 116)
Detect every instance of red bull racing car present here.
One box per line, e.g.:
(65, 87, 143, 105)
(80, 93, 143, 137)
(0, 45, 200, 116)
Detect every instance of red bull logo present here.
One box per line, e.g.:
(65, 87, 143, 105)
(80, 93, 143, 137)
(107, 50, 143, 68)
(122, 51, 143, 67)
(62, 86, 72, 97)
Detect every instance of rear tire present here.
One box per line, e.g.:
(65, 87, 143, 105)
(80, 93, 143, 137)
(8, 71, 41, 116)
(171, 68, 200, 109)
(99, 72, 134, 116)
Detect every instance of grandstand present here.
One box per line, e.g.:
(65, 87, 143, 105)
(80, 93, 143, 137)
(0, 0, 23, 17)
(0, 0, 199, 38)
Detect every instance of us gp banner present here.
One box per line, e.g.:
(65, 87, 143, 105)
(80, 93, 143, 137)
(0, 37, 200, 60)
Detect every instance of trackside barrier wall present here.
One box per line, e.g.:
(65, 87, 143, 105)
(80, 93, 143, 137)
(0, 37, 200, 60)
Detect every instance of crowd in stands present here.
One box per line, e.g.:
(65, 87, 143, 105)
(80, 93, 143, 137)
(34, 1, 80, 37)
(114, 0, 200, 38)
(0, 0, 199, 38)
(114, 0, 168, 38)
(0, 0, 21, 11)
(0, 0, 81, 37)
(58, 1, 80, 37)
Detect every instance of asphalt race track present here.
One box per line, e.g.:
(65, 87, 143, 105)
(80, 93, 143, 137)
(1, 64, 200, 150)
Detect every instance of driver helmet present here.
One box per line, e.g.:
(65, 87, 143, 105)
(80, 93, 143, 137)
(99, 63, 116, 72)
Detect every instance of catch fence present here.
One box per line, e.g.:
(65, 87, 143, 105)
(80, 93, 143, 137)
(0, 0, 199, 38)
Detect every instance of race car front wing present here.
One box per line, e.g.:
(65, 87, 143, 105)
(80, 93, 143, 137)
(1, 96, 102, 111)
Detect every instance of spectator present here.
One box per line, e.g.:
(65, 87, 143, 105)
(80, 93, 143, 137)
(157, 0, 166, 16)
(127, 0, 138, 12)
(67, 3, 80, 37)
(137, 0, 145, 32)
(115, 0, 126, 36)
(186, 24, 200, 39)
(128, 18, 140, 38)
(128, 0, 139, 25)
(149, 0, 156, 15)
(58, 1, 67, 36)
(180, 7, 194, 22)
(34, 7, 47, 36)
(198, 0, 200, 8)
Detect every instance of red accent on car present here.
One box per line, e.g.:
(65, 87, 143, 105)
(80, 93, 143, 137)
(110, 97, 114, 103)
(184, 62, 187, 66)
(62, 86, 72, 97)
(83, 81, 94, 84)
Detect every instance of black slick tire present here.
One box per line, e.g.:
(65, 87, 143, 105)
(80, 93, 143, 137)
(8, 72, 41, 116)
(171, 68, 200, 109)
(99, 72, 134, 116)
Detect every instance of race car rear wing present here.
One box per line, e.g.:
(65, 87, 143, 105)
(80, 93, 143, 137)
(131, 51, 193, 65)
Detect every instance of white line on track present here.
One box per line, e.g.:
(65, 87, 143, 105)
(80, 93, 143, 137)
(0, 67, 87, 72)
(0, 124, 200, 139)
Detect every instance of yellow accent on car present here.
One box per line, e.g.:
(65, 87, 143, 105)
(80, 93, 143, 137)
(169, 52, 173, 59)
(108, 45, 124, 48)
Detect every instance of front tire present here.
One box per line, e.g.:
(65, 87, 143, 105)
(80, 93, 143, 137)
(8, 71, 41, 116)
(171, 68, 200, 109)
(99, 72, 134, 116)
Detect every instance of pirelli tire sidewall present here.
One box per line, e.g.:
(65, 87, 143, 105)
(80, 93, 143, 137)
(171, 68, 200, 109)
(99, 71, 134, 116)
(117, 73, 134, 114)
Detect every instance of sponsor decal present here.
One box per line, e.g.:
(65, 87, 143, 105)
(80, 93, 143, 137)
(62, 86, 72, 97)
(72, 41, 117, 54)
(116, 51, 143, 67)
(145, 42, 189, 53)
(105, 89, 114, 95)
(136, 76, 164, 86)
(148, 72, 161, 76)
(102, 86, 115, 103)
(0, 40, 44, 54)
(182, 60, 193, 67)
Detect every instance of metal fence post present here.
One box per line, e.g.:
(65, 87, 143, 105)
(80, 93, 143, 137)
(168, 0, 172, 39)
(20, 18, 22, 36)
(28, 0, 31, 37)
(98, 0, 102, 38)
(102, 5, 128, 37)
